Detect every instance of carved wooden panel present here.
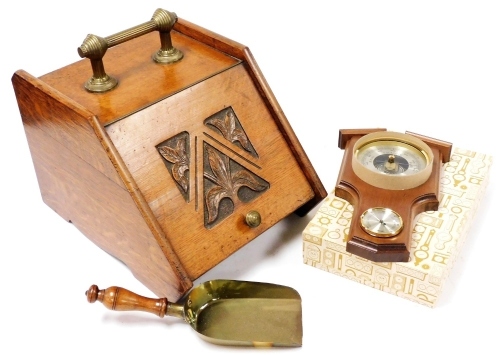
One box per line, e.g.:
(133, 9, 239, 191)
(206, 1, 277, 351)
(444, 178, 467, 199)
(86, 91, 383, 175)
(106, 63, 315, 279)
(202, 143, 269, 228)
(204, 107, 258, 158)
(156, 110, 269, 229)
(157, 132, 191, 201)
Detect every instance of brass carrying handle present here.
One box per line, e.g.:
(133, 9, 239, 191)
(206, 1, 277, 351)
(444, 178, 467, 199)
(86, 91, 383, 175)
(77, 8, 183, 93)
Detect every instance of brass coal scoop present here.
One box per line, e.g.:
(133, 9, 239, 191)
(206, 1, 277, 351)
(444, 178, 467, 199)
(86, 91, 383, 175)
(86, 280, 302, 347)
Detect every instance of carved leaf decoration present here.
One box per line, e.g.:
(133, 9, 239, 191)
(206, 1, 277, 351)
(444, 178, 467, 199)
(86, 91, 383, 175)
(207, 147, 232, 191)
(205, 185, 232, 224)
(207, 111, 253, 152)
(158, 139, 189, 192)
(204, 147, 267, 223)
(231, 170, 267, 191)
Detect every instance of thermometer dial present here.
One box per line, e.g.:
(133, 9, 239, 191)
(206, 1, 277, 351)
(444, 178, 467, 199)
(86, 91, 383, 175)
(360, 207, 403, 237)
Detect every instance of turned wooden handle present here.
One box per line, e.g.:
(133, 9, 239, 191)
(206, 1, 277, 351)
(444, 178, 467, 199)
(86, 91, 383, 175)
(86, 285, 168, 318)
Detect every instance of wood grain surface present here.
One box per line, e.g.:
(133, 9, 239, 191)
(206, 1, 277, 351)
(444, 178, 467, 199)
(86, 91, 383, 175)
(12, 17, 326, 299)
(12, 71, 191, 300)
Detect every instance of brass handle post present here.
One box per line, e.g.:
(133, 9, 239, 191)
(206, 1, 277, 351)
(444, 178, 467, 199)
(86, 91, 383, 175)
(77, 8, 183, 93)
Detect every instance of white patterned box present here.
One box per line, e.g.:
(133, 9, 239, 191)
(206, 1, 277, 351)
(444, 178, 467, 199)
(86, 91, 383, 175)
(302, 148, 492, 307)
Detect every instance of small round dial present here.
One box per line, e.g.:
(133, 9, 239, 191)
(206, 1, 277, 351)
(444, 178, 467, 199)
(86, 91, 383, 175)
(360, 207, 403, 237)
(352, 131, 433, 190)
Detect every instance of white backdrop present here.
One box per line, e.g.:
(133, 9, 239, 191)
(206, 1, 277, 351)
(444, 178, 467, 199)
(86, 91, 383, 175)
(1, 1, 498, 354)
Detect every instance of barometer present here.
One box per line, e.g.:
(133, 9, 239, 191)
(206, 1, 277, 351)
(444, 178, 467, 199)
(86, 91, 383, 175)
(335, 129, 452, 262)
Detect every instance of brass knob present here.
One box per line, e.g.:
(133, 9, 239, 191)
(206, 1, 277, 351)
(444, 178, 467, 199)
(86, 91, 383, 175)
(245, 211, 261, 228)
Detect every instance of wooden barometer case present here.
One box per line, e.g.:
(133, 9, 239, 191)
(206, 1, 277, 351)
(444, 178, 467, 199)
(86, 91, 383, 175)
(335, 129, 452, 262)
(12, 9, 326, 301)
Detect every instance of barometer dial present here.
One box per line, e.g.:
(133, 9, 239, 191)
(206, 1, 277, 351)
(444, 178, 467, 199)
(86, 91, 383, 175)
(352, 131, 434, 190)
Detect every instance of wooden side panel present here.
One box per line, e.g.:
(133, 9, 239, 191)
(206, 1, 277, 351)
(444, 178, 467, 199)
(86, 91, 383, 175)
(12, 71, 123, 186)
(12, 71, 191, 300)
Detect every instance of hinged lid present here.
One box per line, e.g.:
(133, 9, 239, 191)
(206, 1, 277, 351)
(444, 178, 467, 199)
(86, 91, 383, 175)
(12, 9, 326, 299)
